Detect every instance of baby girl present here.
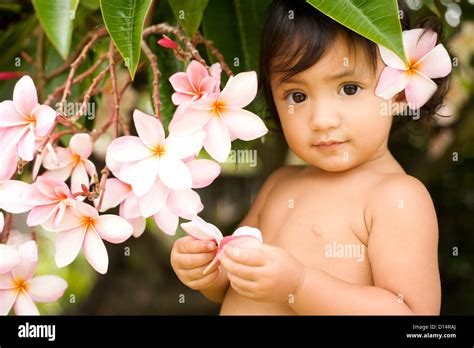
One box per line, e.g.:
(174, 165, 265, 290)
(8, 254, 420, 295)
(170, 0, 451, 315)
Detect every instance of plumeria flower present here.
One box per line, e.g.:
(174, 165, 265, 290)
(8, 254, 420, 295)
(169, 71, 268, 162)
(0, 76, 56, 164)
(0, 240, 68, 315)
(21, 176, 76, 229)
(181, 216, 263, 274)
(375, 28, 452, 109)
(169, 60, 221, 105)
(99, 158, 220, 236)
(106, 109, 205, 196)
(52, 201, 133, 274)
(41, 133, 97, 194)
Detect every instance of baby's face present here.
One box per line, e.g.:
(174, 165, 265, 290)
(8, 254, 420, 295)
(270, 36, 396, 172)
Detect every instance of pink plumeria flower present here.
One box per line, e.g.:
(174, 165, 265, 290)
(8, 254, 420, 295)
(169, 60, 221, 105)
(375, 29, 452, 109)
(169, 71, 268, 162)
(157, 34, 179, 50)
(0, 240, 68, 315)
(106, 109, 205, 196)
(99, 157, 220, 236)
(0, 241, 21, 274)
(52, 201, 133, 274)
(21, 176, 76, 229)
(181, 216, 263, 274)
(42, 133, 97, 194)
(0, 76, 56, 163)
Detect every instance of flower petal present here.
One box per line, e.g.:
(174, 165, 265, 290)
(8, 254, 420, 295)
(32, 105, 56, 137)
(165, 131, 205, 160)
(180, 216, 223, 241)
(223, 108, 268, 141)
(169, 72, 194, 94)
(43, 147, 73, 170)
(14, 291, 39, 315)
(93, 215, 133, 243)
(55, 225, 86, 268)
(71, 161, 89, 194)
(69, 133, 93, 158)
(127, 216, 146, 238)
(120, 196, 141, 219)
(83, 229, 108, 274)
(0, 180, 32, 213)
(18, 128, 35, 161)
(167, 189, 203, 218)
(153, 205, 179, 235)
(378, 44, 407, 70)
(168, 103, 213, 135)
(97, 178, 130, 212)
(0, 289, 17, 315)
(186, 159, 220, 189)
(414, 43, 452, 79)
(187, 60, 209, 92)
(27, 275, 67, 302)
(375, 66, 411, 100)
(133, 109, 165, 150)
(12, 240, 38, 282)
(0, 244, 20, 274)
(0, 144, 18, 181)
(26, 204, 57, 226)
(404, 72, 438, 109)
(13, 76, 38, 116)
(404, 29, 437, 65)
(158, 157, 192, 190)
(219, 71, 258, 109)
(232, 226, 263, 241)
(42, 163, 74, 182)
(119, 157, 160, 197)
(203, 116, 231, 163)
(106, 136, 153, 163)
(0, 100, 27, 127)
(137, 178, 169, 218)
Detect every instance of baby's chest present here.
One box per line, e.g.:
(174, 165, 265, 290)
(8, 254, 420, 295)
(258, 184, 373, 285)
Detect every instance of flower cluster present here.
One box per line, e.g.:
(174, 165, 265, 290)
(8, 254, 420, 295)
(0, 59, 268, 315)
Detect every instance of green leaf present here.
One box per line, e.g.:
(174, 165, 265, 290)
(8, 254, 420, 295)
(423, 0, 441, 17)
(100, 0, 153, 80)
(307, 0, 407, 64)
(31, 0, 79, 60)
(169, 0, 209, 35)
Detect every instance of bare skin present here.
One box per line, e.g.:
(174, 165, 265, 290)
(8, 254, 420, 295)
(170, 34, 441, 315)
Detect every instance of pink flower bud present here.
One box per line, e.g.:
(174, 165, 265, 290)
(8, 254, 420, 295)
(157, 35, 179, 50)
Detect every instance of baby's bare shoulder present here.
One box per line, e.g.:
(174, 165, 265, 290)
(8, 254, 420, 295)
(365, 173, 436, 231)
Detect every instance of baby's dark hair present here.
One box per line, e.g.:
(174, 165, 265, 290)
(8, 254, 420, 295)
(259, 0, 451, 132)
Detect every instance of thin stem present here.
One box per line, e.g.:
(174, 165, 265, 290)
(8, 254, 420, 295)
(141, 39, 161, 120)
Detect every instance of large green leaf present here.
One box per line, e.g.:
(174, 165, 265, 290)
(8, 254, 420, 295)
(100, 0, 153, 80)
(31, 0, 79, 60)
(307, 0, 407, 64)
(169, 0, 209, 35)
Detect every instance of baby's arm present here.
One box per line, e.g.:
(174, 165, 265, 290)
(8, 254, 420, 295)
(199, 166, 296, 303)
(288, 175, 441, 315)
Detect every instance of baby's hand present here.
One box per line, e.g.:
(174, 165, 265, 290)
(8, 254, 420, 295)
(170, 236, 220, 290)
(220, 243, 306, 303)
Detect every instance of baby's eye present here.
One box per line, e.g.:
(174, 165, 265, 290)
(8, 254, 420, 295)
(285, 91, 307, 104)
(338, 84, 361, 96)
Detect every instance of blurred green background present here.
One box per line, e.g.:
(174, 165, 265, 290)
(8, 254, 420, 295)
(0, 0, 473, 315)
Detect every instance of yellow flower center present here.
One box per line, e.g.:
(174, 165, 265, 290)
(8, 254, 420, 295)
(153, 144, 166, 157)
(211, 100, 225, 117)
(14, 278, 29, 293)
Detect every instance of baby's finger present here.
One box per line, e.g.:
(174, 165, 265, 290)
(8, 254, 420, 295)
(220, 253, 260, 281)
(187, 268, 220, 289)
(225, 245, 266, 266)
(179, 252, 217, 271)
(177, 236, 216, 254)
